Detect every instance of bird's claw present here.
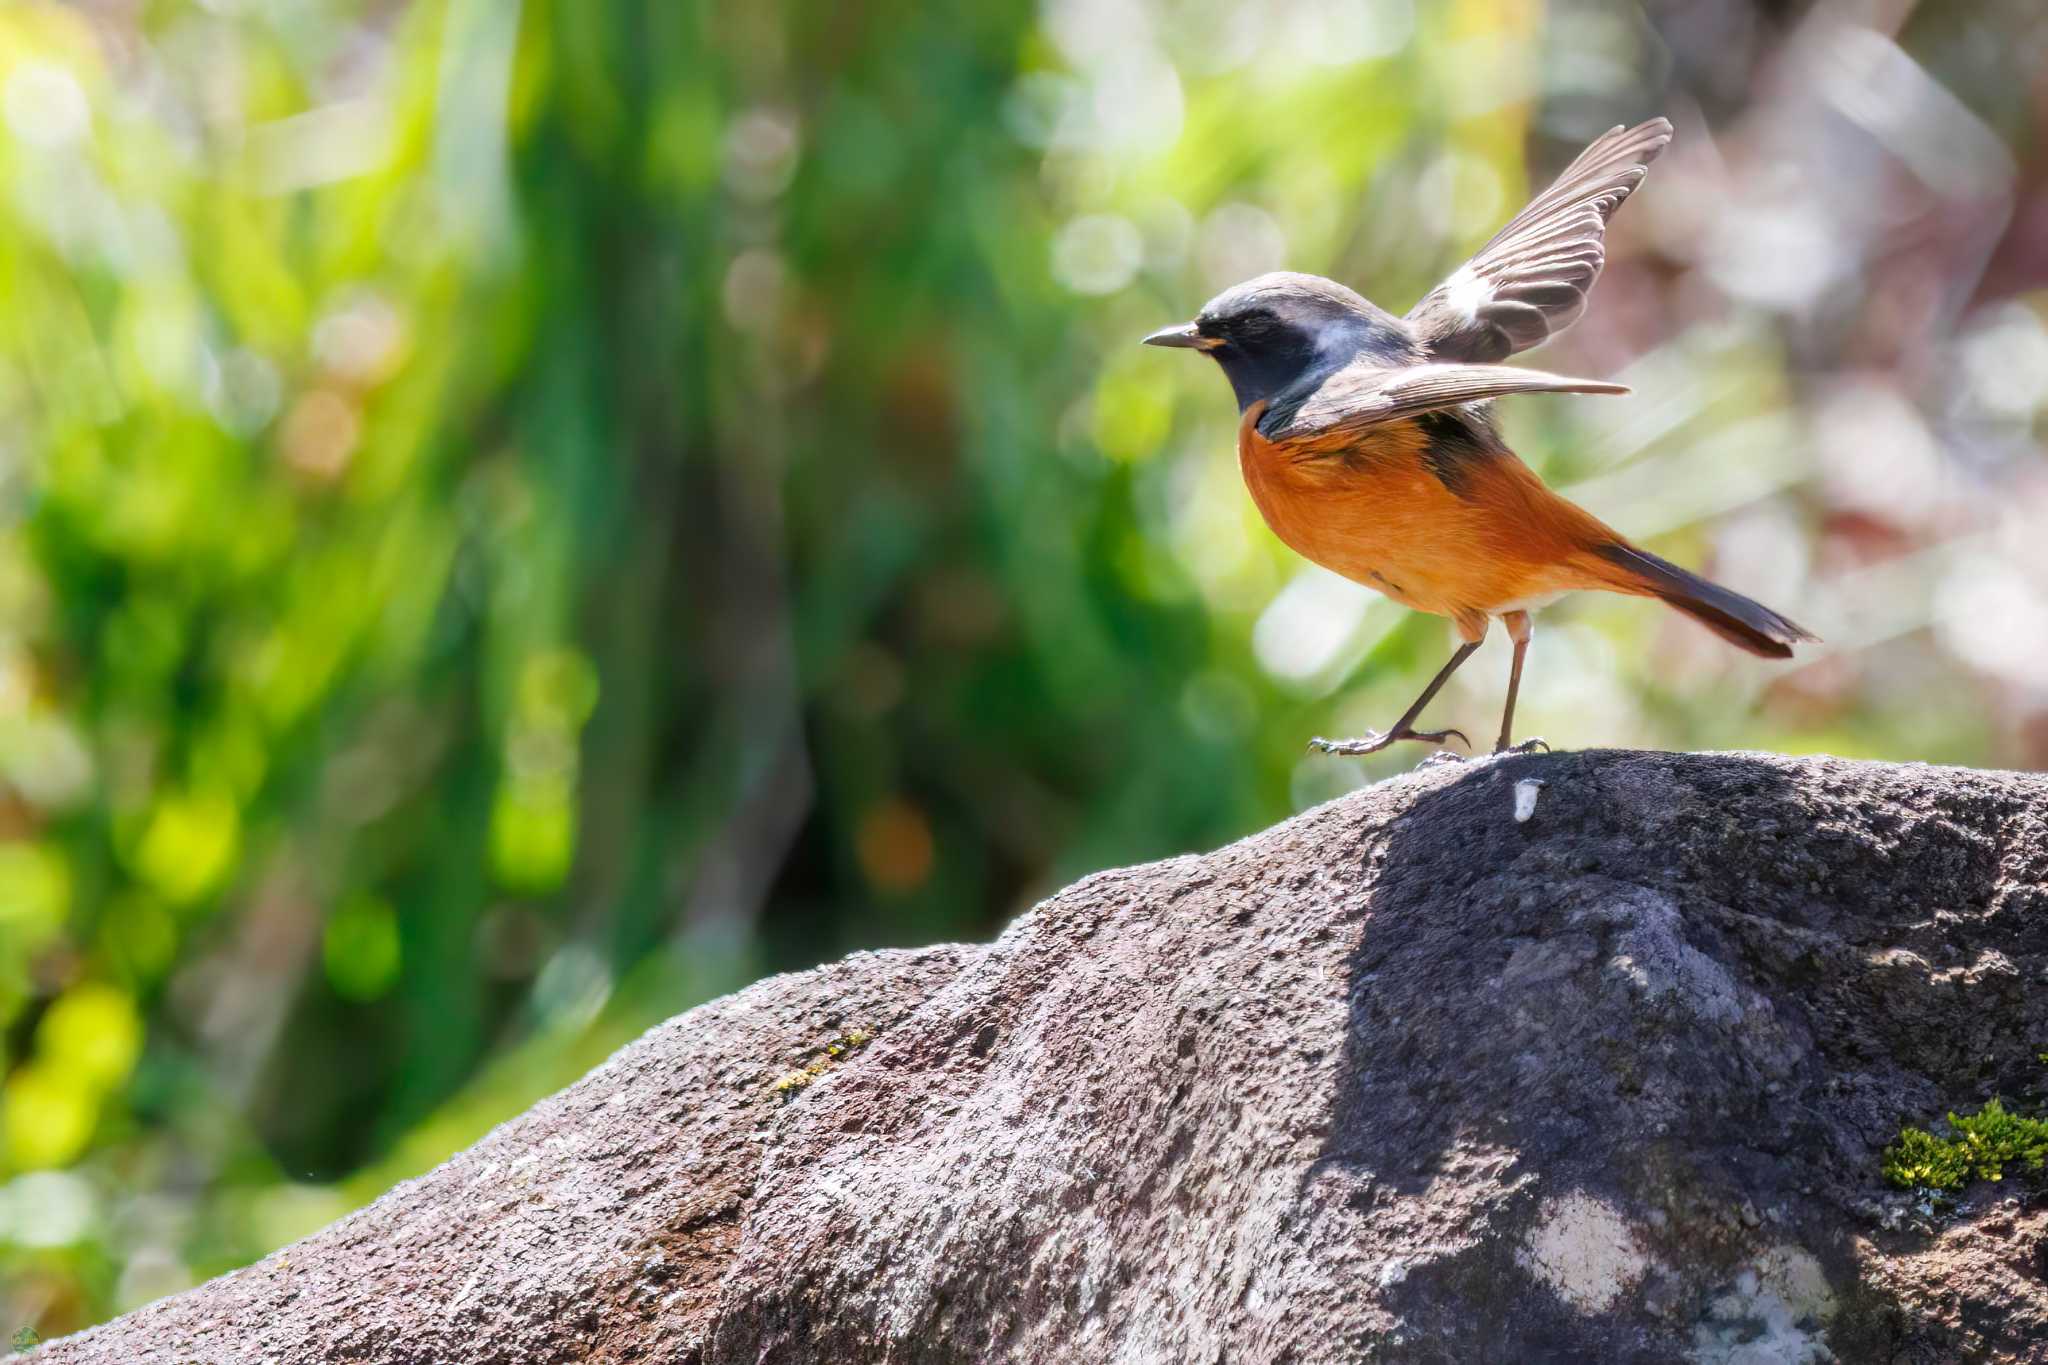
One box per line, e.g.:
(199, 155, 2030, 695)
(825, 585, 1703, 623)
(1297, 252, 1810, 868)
(1308, 732, 1386, 756)
(1493, 737, 1550, 756)
(1309, 726, 1469, 758)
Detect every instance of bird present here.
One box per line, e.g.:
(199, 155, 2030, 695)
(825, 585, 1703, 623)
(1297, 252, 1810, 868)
(1143, 117, 1814, 758)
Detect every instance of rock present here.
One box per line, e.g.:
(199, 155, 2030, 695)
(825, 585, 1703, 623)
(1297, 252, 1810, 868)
(29, 751, 2048, 1363)
(30, 945, 976, 1365)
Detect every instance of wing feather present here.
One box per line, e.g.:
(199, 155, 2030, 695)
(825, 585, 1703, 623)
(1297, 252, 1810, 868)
(1259, 361, 1628, 452)
(1407, 118, 1673, 363)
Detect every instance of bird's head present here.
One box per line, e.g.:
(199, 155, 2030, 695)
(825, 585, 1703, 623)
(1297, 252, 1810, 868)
(1144, 271, 1397, 412)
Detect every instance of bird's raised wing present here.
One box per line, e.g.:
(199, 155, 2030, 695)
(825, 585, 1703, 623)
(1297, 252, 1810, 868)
(1406, 118, 1673, 364)
(1259, 361, 1627, 453)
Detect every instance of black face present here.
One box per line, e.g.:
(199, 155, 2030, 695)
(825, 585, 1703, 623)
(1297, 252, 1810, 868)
(1145, 271, 1395, 414)
(1192, 303, 1325, 413)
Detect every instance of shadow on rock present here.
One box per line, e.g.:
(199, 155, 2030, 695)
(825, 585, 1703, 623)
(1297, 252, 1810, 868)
(1315, 749, 2047, 1362)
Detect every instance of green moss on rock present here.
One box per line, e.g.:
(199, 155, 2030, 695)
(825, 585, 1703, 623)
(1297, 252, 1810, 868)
(771, 1027, 876, 1099)
(1881, 1098, 2048, 1191)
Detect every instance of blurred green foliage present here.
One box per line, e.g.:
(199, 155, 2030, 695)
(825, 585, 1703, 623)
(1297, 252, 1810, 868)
(0, 0, 2043, 1339)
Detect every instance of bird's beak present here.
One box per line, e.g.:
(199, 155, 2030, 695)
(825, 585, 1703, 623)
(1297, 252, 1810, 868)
(1142, 322, 1212, 350)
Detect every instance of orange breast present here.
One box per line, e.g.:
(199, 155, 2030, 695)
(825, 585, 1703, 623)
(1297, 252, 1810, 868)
(1235, 404, 1620, 633)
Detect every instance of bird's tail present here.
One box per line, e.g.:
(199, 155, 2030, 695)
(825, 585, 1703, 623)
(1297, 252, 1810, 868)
(1582, 542, 1817, 659)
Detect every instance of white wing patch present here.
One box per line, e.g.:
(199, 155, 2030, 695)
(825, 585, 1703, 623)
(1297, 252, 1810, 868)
(1443, 264, 1491, 325)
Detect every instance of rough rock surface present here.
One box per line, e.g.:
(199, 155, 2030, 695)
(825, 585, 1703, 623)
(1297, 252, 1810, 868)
(33, 751, 2048, 1363)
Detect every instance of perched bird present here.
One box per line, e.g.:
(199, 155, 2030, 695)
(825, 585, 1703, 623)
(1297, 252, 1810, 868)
(1144, 118, 1813, 757)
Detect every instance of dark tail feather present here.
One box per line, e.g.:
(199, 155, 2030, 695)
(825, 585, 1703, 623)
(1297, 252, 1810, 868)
(1590, 543, 1817, 659)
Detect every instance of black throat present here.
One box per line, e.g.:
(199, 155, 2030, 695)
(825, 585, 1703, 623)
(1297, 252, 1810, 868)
(1214, 314, 1411, 419)
(1214, 329, 1324, 415)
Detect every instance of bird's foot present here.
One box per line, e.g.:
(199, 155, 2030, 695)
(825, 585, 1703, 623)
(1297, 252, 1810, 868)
(1493, 736, 1550, 756)
(1309, 726, 1469, 758)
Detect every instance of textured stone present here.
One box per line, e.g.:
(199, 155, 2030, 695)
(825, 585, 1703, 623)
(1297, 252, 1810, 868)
(32, 751, 2048, 1363)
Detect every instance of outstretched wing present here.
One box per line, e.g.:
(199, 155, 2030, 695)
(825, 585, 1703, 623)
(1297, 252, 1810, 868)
(1259, 360, 1627, 453)
(1406, 118, 1673, 363)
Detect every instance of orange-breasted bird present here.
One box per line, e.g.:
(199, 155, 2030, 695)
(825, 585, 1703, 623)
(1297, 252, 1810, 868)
(1145, 118, 1814, 757)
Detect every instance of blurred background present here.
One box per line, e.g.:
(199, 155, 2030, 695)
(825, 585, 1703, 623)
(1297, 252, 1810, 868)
(0, 0, 2044, 1339)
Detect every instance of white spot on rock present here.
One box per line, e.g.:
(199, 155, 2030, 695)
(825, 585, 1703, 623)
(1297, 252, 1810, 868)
(1690, 1246, 1835, 1363)
(1513, 779, 1544, 823)
(1517, 1193, 1651, 1313)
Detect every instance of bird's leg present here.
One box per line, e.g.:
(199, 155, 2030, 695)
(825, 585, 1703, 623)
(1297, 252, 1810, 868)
(1494, 611, 1548, 755)
(1311, 641, 1479, 757)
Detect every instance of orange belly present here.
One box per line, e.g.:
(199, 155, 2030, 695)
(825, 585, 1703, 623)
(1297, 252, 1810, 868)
(1235, 406, 1620, 634)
